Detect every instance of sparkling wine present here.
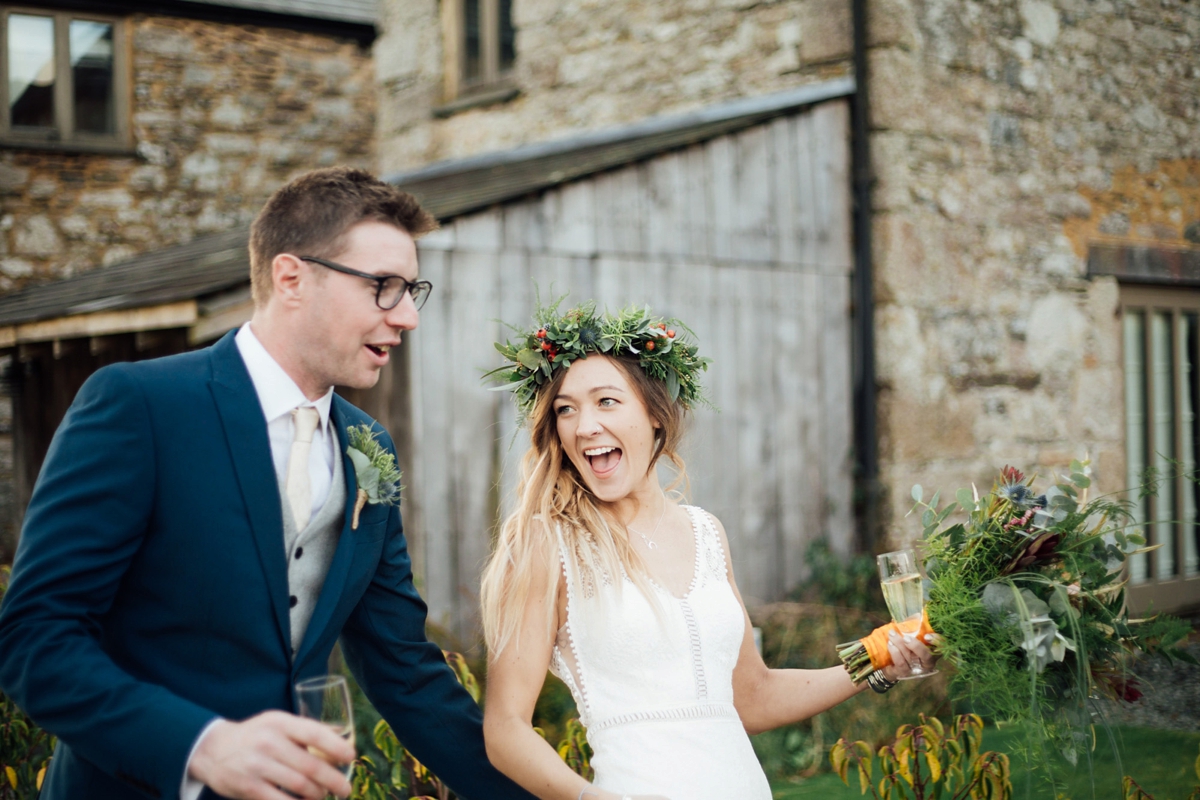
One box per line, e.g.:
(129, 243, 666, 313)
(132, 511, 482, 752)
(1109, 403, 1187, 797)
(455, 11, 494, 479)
(308, 724, 356, 777)
(881, 572, 924, 632)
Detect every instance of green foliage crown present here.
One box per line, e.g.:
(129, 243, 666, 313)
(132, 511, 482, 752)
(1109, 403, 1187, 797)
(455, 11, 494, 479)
(486, 297, 712, 422)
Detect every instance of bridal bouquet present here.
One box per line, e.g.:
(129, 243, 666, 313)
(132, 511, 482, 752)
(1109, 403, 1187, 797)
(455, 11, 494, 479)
(839, 460, 1194, 758)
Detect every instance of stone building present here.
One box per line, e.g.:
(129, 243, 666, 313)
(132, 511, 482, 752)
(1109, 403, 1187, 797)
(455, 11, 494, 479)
(0, 0, 377, 558)
(1, 0, 1199, 619)
(371, 0, 1200, 614)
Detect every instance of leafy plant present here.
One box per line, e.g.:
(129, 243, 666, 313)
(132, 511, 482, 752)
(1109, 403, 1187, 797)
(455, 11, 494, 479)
(830, 714, 1011, 800)
(789, 539, 885, 613)
(0, 566, 56, 800)
(350, 650, 592, 799)
(751, 602, 948, 783)
(1120, 743, 1200, 800)
(863, 462, 1195, 771)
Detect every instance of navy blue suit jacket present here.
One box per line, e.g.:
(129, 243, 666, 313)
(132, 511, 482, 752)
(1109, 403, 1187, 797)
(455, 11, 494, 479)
(0, 332, 531, 800)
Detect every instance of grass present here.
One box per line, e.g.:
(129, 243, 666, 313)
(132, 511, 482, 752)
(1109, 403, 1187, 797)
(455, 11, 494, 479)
(769, 725, 1200, 800)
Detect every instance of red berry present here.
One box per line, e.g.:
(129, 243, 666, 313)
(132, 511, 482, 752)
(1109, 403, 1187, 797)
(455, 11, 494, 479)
(646, 341, 656, 351)
(667, 329, 676, 338)
(659, 323, 667, 330)
(537, 329, 546, 338)
(541, 341, 552, 351)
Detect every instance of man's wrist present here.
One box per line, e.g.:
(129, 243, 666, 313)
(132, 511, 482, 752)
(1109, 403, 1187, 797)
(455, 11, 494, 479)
(184, 717, 227, 790)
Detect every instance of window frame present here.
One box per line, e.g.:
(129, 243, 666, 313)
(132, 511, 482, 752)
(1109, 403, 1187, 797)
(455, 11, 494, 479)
(0, 6, 131, 153)
(1120, 283, 1200, 614)
(440, 0, 516, 107)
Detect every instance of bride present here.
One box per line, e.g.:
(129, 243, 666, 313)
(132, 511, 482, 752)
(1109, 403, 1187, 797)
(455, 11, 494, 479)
(480, 301, 935, 800)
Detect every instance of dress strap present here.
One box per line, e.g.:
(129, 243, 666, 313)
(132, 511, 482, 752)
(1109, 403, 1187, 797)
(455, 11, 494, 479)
(551, 523, 592, 725)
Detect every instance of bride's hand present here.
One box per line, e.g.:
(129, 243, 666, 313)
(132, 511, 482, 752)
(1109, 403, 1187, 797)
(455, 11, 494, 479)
(882, 629, 940, 680)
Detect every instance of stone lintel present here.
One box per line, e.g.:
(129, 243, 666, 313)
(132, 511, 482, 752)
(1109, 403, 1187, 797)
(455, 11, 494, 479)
(1088, 242, 1200, 287)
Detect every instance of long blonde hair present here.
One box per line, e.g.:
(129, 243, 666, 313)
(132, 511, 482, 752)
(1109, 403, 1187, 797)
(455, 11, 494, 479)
(480, 354, 690, 656)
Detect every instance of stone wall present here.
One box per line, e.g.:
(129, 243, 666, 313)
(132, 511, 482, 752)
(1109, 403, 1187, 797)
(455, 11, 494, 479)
(375, 0, 853, 172)
(0, 13, 375, 560)
(869, 0, 1200, 538)
(0, 14, 375, 290)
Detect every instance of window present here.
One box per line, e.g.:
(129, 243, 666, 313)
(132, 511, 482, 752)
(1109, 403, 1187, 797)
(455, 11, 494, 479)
(0, 7, 129, 151)
(440, 0, 516, 110)
(1121, 284, 1200, 613)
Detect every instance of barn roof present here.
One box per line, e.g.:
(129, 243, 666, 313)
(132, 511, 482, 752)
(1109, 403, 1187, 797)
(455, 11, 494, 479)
(0, 77, 854, 339)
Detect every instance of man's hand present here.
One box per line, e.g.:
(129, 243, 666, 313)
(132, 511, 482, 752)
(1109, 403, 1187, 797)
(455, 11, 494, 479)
(188, 711, 356, 800)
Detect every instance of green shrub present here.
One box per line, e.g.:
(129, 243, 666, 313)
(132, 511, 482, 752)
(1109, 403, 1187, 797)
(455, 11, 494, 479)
(0, 565, 57, 800)
(751, 602, 950, 784)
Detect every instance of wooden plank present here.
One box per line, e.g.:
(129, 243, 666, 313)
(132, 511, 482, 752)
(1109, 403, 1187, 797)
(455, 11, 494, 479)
(708, 264, 742, 582)
(593, 165, 645, 257)
(812, 100, 854, 275)
(708, 135, 737, 263)
(792, 111, 820, 272)
(732, 125, 775, 264)
(770, 116, 801, 269)
(643, 152, 685, 259)
(495, 250, 532, 522)
(10, 301, 198, 344)
(774, 269, 811, 591)
(682, 144, 712, 260)
(411, 248, 455, 629)
(545, 180, 596, 257)
(734, 266, 778, 601)
(189, 298, 254, 344)
(502, 198, 547, 252)
(819, 274, 855, 556)
(674, 259, 718, 516)
(447, 249, 503, 635)
(419, 222, 457, 252)
(454, 208, 504, 252)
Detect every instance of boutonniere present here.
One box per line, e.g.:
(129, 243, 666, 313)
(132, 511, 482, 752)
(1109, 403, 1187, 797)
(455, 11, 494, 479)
(346, 424, 403, 530)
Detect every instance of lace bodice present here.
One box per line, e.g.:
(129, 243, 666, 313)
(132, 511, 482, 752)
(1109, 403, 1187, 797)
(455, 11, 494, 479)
(550, 505, 745, 731)
(548, 505, 771, 798)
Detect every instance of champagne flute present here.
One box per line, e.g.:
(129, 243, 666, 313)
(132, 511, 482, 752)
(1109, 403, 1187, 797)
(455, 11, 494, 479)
(877, 549, 937, 679)
(295, 675, 356, 778)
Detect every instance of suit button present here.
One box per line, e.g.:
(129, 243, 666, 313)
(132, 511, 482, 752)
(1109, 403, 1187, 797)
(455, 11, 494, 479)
(295, 547, 304, 559)
(289, 595, 298, 608)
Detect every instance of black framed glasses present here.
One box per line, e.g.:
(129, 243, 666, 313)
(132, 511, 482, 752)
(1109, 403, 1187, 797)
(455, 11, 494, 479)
(299, 256, 433, 311)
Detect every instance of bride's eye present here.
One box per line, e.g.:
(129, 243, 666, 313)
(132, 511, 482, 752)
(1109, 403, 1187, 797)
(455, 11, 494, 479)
(555, 404, 573, 416)
(598, 398, 617, 407)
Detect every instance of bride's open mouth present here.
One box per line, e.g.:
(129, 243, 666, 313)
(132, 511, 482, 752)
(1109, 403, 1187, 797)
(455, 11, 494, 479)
(584, 446, 622, 476)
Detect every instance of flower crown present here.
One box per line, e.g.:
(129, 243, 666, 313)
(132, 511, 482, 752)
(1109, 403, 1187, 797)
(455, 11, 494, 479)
(487, 298, 711, 422)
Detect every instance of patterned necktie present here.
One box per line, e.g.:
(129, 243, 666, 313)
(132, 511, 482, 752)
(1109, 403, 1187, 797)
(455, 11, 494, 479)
(285, 406, 321, 530)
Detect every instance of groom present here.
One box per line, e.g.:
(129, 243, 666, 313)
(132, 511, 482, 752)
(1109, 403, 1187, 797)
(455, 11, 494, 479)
(0, 168, 534, 800)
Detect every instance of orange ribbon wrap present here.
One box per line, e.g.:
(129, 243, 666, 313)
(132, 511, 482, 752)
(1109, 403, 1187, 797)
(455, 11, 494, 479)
(862, 609, 935, 670)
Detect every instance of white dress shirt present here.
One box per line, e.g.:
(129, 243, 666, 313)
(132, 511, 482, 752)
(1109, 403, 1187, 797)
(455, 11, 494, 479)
(181, 322, 337, 800)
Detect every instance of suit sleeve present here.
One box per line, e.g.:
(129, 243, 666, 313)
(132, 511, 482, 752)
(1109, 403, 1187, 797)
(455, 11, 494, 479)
(0, 365, 217, 799)
(339, 465, 536, 800)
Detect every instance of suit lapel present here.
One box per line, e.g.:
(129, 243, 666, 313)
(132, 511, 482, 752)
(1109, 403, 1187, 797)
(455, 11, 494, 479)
(207, 332, 291, 654)
(296, 398, 360, 662)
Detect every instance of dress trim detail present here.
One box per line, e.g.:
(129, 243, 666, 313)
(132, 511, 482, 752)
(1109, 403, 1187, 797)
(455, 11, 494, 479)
(588, 701, 740, 732)
(553, 524, 592, 726)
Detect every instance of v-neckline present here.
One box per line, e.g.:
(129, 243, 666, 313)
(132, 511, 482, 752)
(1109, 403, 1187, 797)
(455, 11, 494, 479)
(642, 505, 702, 601)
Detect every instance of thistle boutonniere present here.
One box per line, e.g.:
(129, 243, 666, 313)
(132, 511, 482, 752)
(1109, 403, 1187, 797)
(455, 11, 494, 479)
(346, 424, 403, 530)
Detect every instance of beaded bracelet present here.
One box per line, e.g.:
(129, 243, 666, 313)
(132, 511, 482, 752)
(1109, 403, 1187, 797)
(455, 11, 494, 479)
(867, 670, 898, 694)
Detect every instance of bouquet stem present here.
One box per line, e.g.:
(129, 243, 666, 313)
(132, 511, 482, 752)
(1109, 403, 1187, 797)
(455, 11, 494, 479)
(837, 610, 934, 683)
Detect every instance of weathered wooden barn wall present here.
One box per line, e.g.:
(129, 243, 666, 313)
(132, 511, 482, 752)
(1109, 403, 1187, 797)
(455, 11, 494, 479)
(405, 99, 854, 637)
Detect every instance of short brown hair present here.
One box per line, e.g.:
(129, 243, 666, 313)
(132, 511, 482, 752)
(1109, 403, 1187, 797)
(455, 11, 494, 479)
(248, 166, 438, 305)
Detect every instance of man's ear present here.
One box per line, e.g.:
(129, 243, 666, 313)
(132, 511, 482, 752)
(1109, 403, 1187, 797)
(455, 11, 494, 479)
(271, 253, 307, 306)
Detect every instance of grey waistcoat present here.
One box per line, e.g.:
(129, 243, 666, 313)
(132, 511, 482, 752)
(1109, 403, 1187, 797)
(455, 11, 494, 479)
(278, 450, 346, 656)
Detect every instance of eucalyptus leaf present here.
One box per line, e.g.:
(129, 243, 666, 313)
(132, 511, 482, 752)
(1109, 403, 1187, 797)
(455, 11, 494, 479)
(912, 484, 924, 503)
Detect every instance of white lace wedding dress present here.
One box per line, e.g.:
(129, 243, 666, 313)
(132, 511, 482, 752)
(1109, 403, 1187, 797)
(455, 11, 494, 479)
(551, 505, 772, 799)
